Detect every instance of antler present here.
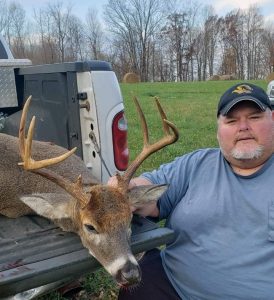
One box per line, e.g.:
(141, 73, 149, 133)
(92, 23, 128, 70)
(18, 96, 90, 207)
(18, 96, 77, 170)
(117, 96, 179, 191)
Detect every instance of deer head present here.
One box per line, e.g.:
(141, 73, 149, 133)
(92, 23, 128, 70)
(18, 96, 179, 287)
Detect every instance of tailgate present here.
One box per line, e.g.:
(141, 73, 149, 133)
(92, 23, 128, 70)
(0, 215, 174, 297)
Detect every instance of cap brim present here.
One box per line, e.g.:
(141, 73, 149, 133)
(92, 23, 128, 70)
(219, 96, 267, 116)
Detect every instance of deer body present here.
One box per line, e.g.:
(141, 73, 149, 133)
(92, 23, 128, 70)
(0, 133, 142, 284)
(0, 133, 96, 218)
(0, 96, 179, 286)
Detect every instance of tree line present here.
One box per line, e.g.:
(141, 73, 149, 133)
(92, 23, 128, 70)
(0, 0, 273, 82)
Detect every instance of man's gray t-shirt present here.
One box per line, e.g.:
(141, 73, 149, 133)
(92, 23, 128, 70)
(141, 148, 274, 300)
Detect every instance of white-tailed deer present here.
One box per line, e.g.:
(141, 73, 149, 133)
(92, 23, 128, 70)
(0, 96, 179, 287)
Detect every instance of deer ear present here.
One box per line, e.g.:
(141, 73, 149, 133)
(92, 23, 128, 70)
(127, 184, 168, 207)
(20, 193, 70, 220)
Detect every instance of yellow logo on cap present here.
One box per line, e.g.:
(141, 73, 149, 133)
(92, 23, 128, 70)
(232, 84, 253, 94)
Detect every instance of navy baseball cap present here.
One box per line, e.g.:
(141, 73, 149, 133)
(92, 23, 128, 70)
(217, 83, 272, 116)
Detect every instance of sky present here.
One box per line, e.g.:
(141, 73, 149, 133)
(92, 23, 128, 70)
(206, 0, 274, 22)
(14, 0, 274, 23)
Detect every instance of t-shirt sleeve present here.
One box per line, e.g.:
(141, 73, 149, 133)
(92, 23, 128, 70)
(141, 152, 197, 219)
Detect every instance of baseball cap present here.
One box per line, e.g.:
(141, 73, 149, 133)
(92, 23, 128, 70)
(217, 83, 272, 116)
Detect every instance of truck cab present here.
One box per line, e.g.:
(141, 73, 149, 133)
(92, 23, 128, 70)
(0, 35, 174, 299)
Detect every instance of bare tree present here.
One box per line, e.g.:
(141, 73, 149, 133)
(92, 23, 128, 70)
(162, 12, 190, 81)
(219, 10, 245, 78)
(47, 2, 72, 62)
(1, 0, 274, 81)
(33, 1, 82, 63)
(204, 14, 221, 78)
(104, 0, 167, 81)
(161, 2, 219, 81)
(5, 1, 28, 57)
(219, 6, 265, 80)
(33, 8, 58, 63)
(0, 0, 8, 33)
(85, 8, 104, 60)
(261, 23, 274, 74)
(185, 1, 200, 81)
(67, 15, 85, 61)
(192, 30, 205, 81)
(244, 5, 264, 79)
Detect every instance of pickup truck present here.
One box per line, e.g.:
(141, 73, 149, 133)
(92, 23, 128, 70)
(267, 80, 274, 106)
(0, 35, 174, 299)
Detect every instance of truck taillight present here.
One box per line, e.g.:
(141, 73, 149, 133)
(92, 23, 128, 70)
(112, 111, 129, 171)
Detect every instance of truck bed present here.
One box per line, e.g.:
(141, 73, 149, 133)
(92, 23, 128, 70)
(0, 215, 174, 297)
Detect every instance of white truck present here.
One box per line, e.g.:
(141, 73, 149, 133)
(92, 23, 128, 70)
(0, 35, 174, 299)
(267, 80, 274, 107)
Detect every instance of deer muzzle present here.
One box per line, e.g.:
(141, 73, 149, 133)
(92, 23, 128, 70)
(116, 260, 141, 287)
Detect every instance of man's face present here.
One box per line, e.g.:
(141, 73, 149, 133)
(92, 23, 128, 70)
(217, 101, 274, 163)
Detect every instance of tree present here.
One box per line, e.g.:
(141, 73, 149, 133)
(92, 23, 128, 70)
(219, 10, 245, 79)
(1, 0, 274, 82)
(204, 14, 221, 78)
(47, 1, 72, 62)
(162, 12, 189, 81)
(5, 2, 28, 58)
(0, 0, 8, 33)
(244, 5, 264, 79)
(261, 24, 274, 74)
(104, 0, 167, 81)
(85, 8, 104, 60)
(66, 15, 85, 61)
(33, 1, 84, 63)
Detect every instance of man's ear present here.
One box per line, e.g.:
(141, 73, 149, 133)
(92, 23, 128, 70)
(127, 184, 168, 207)
(20, 193, 71, 220)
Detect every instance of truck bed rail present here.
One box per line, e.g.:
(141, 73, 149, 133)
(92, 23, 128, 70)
(0, 215, 174, 297)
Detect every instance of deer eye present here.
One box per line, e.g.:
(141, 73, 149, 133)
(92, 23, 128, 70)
(84, 224, 97, 233)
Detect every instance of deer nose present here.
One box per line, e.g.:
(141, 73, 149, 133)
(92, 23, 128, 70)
(117, 262, 141, 286)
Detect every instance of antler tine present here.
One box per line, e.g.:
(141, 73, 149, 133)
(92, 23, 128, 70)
(132, 96, 149, 146)
(120, 97, 179, 189)
(18, 96, 77, 170)
(18, 96, 90, 207)
(19, 95, 32, 159)
(154, 96, 170, 134)
(154, 97, 180, 140)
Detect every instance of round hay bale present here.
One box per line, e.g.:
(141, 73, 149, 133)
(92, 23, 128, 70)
(208, 75, 220, 81)
(123, 72, 140, 83)
(219, 74, 232, 80)
(266, 72, 274, 83)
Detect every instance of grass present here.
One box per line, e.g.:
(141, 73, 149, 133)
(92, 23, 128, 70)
(42, 79, 266, 299)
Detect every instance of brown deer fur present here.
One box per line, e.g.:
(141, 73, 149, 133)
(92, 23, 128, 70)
(0, 133, 98, 218)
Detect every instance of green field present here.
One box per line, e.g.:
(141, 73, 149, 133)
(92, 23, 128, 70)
(42, 79, 266, 299)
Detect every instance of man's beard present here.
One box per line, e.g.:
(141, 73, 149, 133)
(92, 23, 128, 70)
(230, 145, 264, 160)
